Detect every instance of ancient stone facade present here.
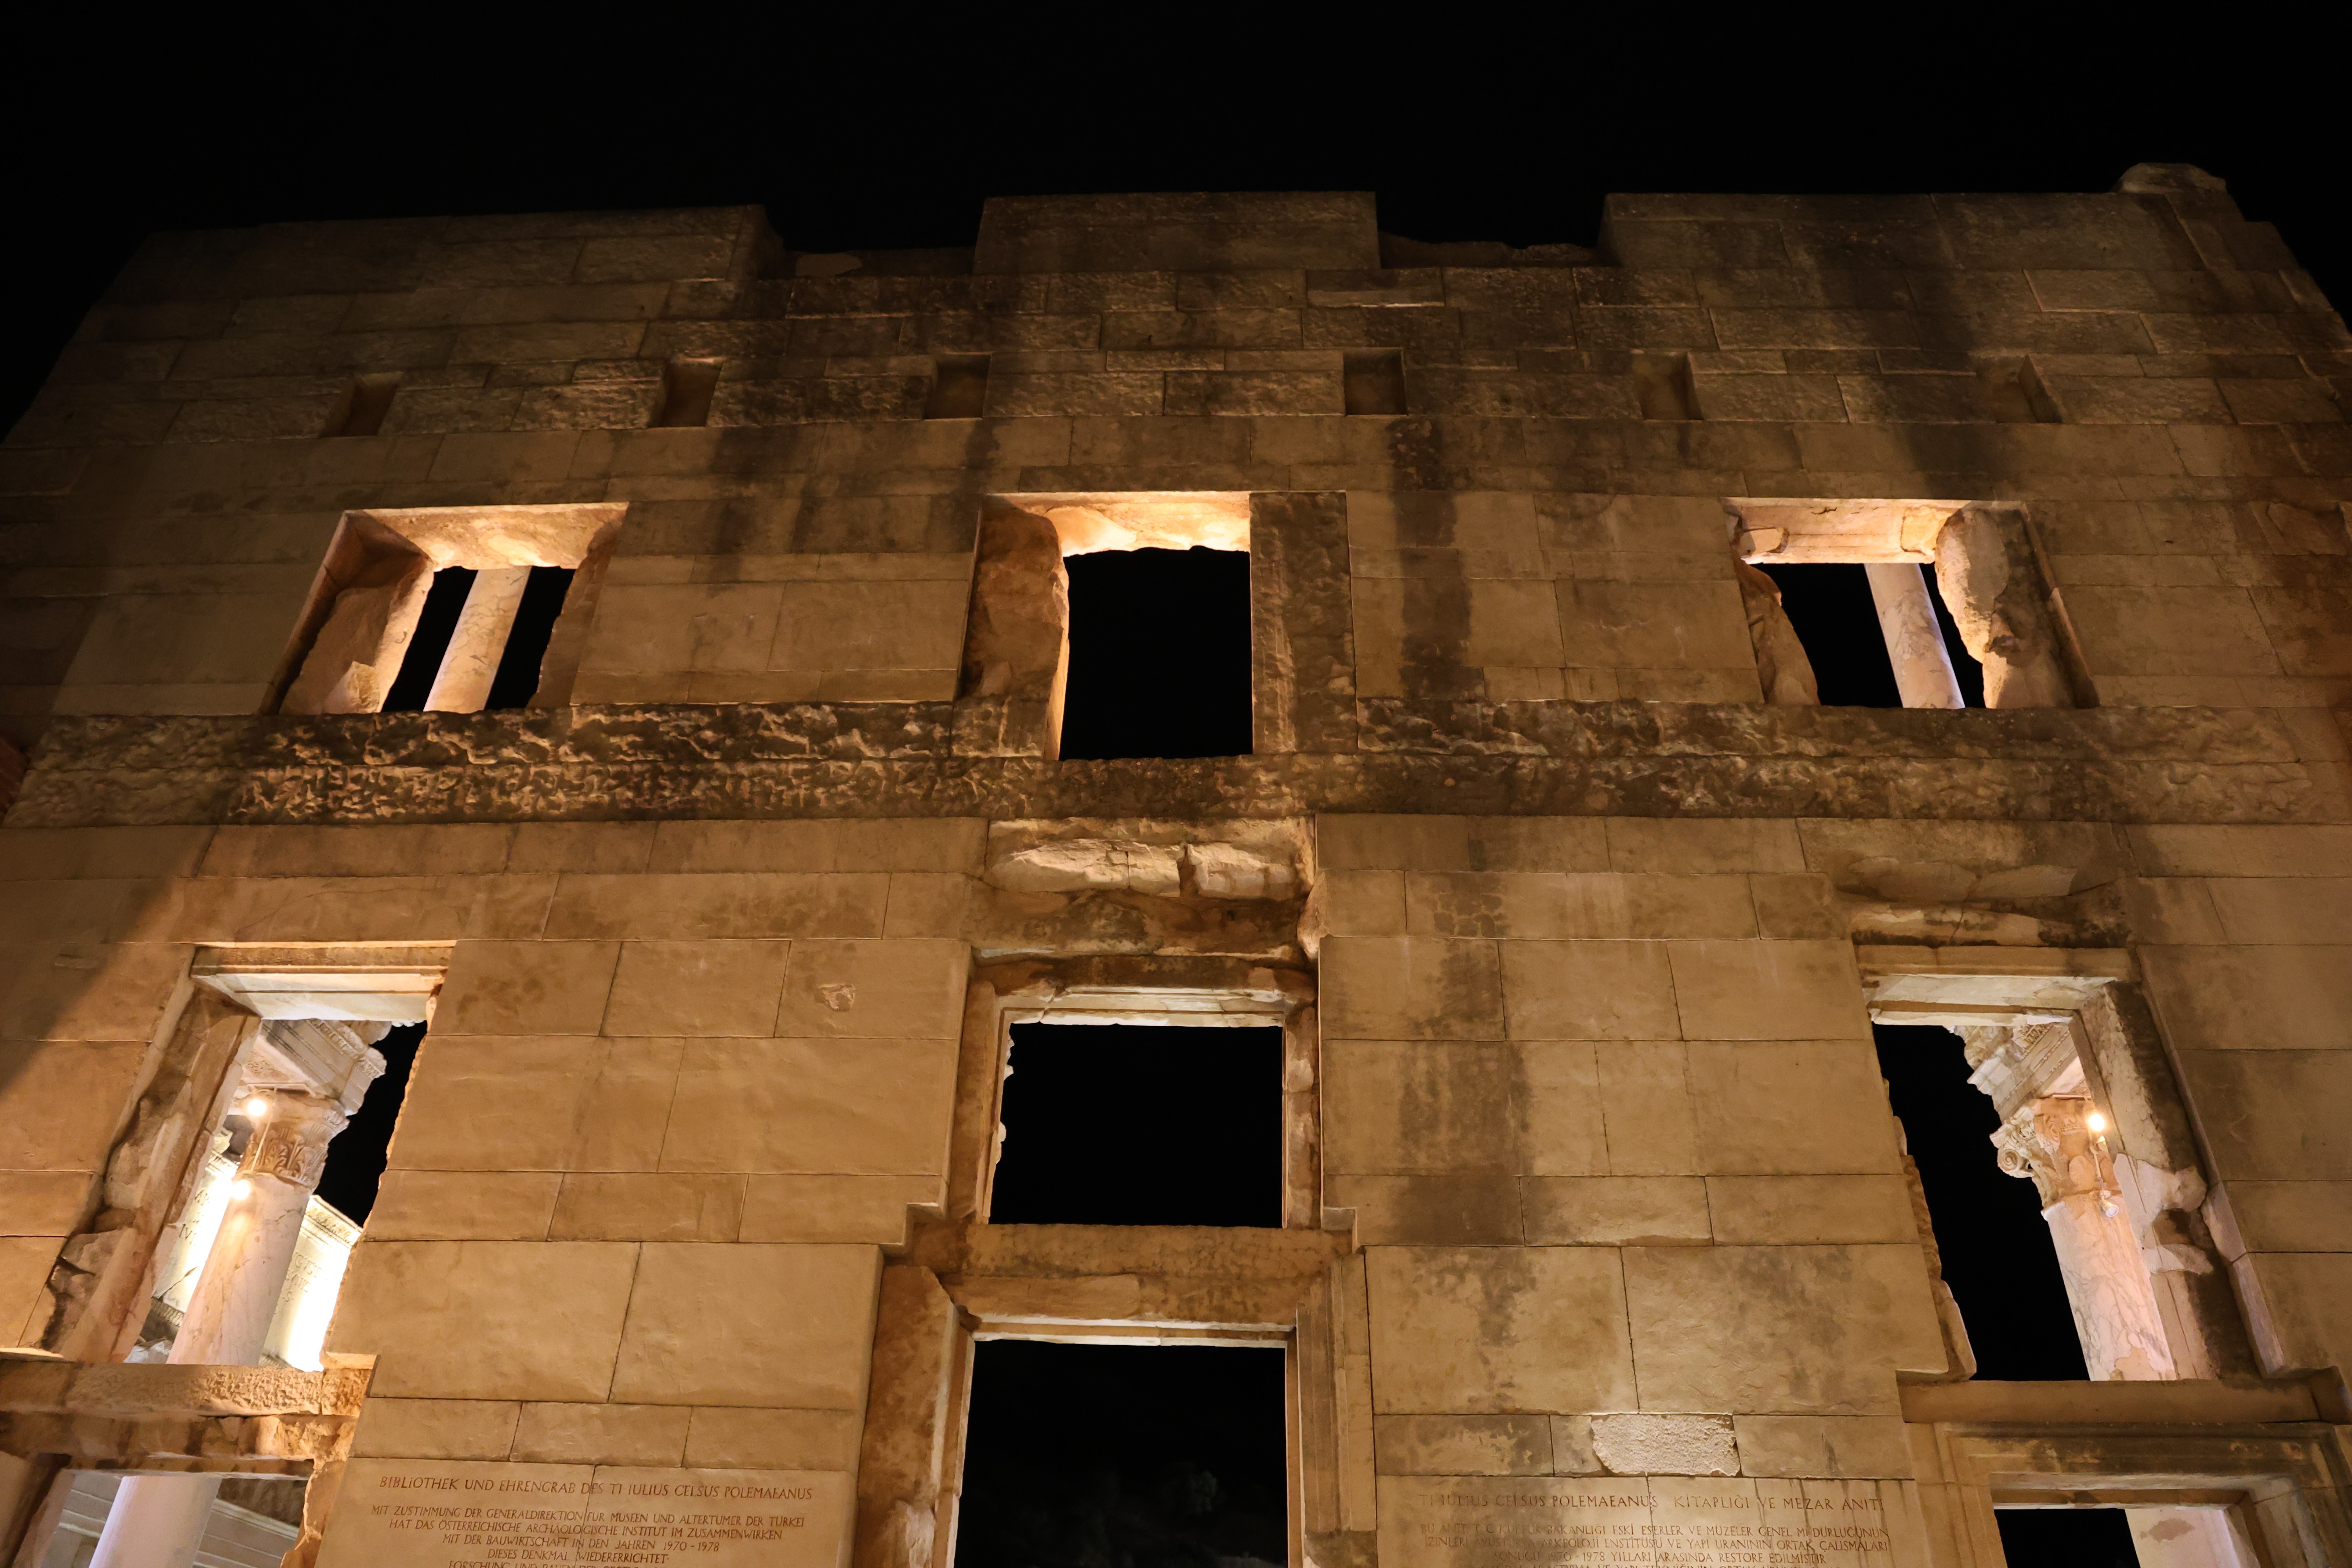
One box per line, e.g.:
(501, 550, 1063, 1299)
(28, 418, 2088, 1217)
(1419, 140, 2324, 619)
(2, 176, 2350, 1567)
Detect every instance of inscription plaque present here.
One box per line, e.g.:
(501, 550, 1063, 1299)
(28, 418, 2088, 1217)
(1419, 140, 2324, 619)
(1381, 1475, 1898, 1568)
(316, 1460, 851, 1568)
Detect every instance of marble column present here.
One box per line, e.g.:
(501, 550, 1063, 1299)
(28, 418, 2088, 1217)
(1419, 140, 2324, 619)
(1993, 1095, 2175, 1381)
(1864, 561, 1965, 709)
(89, 1091, 350, 1568)
(424, 563, 532, 711)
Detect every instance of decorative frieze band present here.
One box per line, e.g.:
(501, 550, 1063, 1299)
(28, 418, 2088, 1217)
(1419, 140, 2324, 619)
(10, 698, 2343, 830)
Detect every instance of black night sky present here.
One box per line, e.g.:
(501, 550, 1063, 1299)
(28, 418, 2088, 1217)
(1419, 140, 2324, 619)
(9, 31, 2320, 1566)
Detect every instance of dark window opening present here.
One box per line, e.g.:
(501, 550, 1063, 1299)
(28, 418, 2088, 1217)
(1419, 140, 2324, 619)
(1994, 1508, 2138, 1567)
(326, 372, 401, 437)
(957, 1342, 1287, 1568)
(1632, 352, 1698, 420)
(484, 566, 576, 710)
(314, 1020, 425, 1224)
(927, 354, 991, 418)
(1059, 548, 1252, 760)
(989, 1023, 1280, 1227)
(653, 358, 721, 427)
(380, 566, 477, 712)
(1757, 563, 1902, 707)
(1343, 350, 1405, 415)
(1875, 1024, 2087, 1381)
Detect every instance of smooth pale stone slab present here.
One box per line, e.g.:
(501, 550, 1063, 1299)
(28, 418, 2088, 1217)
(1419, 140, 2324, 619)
(317, 1459, 850, 1568)
(1377, 1474, 1900, 1568)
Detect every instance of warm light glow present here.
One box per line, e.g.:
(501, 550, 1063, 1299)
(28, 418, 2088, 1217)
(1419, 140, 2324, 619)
(228, 1179, 252, 1200)
(2086, 1111, 2107, 1132)
(245, 1096, 269, 1120)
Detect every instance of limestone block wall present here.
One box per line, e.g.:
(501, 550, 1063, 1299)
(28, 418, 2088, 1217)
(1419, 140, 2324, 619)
(1, 182, 2349, 1566)
(1319, 817, 1943, 1488)
(2123, 823, 2352, 1375)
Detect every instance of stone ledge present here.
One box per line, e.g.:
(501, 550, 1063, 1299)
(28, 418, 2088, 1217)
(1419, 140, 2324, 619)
(1898, 1376, 2333, 1426)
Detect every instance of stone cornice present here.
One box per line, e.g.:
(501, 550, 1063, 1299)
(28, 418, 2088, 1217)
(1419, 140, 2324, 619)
(8, 699, 2345, 829)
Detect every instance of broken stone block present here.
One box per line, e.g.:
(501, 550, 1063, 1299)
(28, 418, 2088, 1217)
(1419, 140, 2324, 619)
(1187, 841, 1298, 900)
(990, 839, 1183, 895)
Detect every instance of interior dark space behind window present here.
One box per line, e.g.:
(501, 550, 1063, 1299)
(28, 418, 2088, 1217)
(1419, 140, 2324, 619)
(1994, 1507, 2138, 1567)
(380, 570, 476, 713)
(989, 1024, 1280, 1227)
(1060, 548, 1251, 761)
(957, 1342, 1287, 1568)
(1874, 1024, 2088, 1381)
(484, 566, 575, 710)
(313, 1022, 424, 1223)
(1757, 563, 1901, 708)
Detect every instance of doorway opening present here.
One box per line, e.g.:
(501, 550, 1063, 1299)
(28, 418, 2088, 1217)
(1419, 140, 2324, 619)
(1060, 548, 1252, 760)
(987, 1023, 1281, 1227)
(955, 1341, 1288, 1568)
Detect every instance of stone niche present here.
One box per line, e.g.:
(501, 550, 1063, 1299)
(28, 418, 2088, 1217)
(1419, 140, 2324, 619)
(271, 503, 626, 716)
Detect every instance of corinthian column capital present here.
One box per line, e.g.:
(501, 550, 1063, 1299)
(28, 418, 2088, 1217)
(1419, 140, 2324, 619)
(237, 1091, 350, 1194)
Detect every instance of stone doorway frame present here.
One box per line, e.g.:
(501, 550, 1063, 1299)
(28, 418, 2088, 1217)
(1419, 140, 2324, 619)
(1899, 1381, 2352, 1568)
(853, 953, 1359, 1568)
(1860, 944, 2254, 1384)
(1858, 946, 2352, 1566)
(950, 492, 1356, 762)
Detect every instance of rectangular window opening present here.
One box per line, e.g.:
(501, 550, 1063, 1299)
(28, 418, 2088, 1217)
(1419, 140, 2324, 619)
(1880, 1013, 2197, 1392)
(325, 372, 401, 437)
(1758, 561, 1982, 708)
(66, 1006, 427, 1566)
(652, 358, 722, 428)
(277, 504, 620, 717)
(927, 354, 991, 419)
(1342, 350, 1405, 416)
(957, 1340, 1288, 1568)
(987, 1022, 1281, 1227)
(1060, 548, 1253, 760)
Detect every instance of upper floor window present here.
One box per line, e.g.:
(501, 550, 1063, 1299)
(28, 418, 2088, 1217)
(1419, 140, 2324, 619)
(1729, 499, 2082, 710)
(272, 504, 624, 716)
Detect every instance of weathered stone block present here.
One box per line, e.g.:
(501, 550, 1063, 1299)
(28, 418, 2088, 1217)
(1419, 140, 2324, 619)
(348, 1397, 521, 1460)
(1367, 1245, 1637, 1414)
(1621, 1245, 1945, 1413)
(329, 1240, 639, 1401)
(1372, 1414, 1552, 1476)
(608, 1243, 879, 1409)
(1590, 1413, 1738, 1476)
